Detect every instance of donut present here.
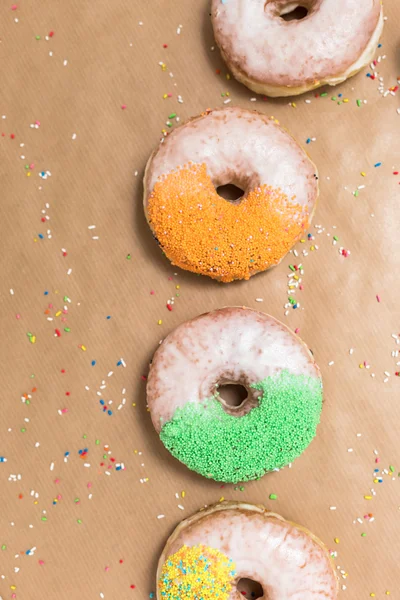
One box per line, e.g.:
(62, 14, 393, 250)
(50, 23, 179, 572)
(144, 107, 318, 282)
(211, 0, 383, 97)
(157, 501, 338, 600)
(146, 307, 323, 483)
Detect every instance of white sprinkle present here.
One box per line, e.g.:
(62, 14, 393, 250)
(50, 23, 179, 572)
(35, 442, 40, 448)
(107, 371, 113, 377)
(330, 506, 337, 510)
(72, 133, 77, 140)
(100, 594, 104, 599)
(50, 462, 54, 471)
(255, 298, 263, 302)
(349, 348, 354, 355)
(328, 361, 334, 366)
(305, 99, 311, 104)
(84, 463, 90, 468)
(177, 505, 184, 510)
(384, 371, 390, 377)
(105, 471, 111, 476)
(384, 377, 389, 383)
(157, 514, 165, 519)
(347, 448, 353, 453)
(63, 59, 68, 66)
(88, 225, 96, 229)
(92, 236, 99, 240)
(10, 288, 14, 295)
(250, 98, 257, 102)
(223, 98, 231, 104)
(67, 268, 72, 275)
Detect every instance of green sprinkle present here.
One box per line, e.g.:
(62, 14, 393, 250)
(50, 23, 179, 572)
(269, 493, 277, 500)
(95, 439, 100, 445)
(353, 190, 359, 197)
(126, 254, 131, 260)
(41, 516, 47, 522)
(35, 35, 41, 40)
(166, 122, 172, 128)
(26, 400, 30, 405)
(333, 236, 339, 241)
(77, 519, 82, 524)
(389, 465, 395, 472)
(320, 92, 328, 97)
(331, 96, 337, 101)
(288, 296, 296, 305)
(83, 434, 87, 439)
(160, 371, 323, 483)
(361, 533, 367, 537)
(289, 265, 295, 272)
(1, 545, 6, 550)
(64, 327, 71, 332)
(168, 113, 177, 119)
(20, 428, 26, 433)
(74, 498, 80, 503)
(356, 99, 362, 107)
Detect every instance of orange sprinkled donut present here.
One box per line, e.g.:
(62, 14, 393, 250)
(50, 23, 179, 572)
(144, 107, 318, 282)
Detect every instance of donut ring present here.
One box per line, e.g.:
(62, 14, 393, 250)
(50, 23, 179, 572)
(157, 501, 338, 600)
(147, 307, 323, 483)
(144, 107, 318, 283)
(211, 0, 383, 97)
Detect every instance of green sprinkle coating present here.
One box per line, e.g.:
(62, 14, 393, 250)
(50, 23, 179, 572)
(160, 371, 323, 483)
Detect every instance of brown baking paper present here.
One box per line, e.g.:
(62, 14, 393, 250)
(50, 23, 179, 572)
(1, 1, 399, 599)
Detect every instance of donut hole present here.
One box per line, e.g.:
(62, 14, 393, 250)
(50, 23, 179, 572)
(218, 383, 248, 408)
(279, 5, 308, 21)
(216, 183, 244, 203)
(237, 578, 264, 599)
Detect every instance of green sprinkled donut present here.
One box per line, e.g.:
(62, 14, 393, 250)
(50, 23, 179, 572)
(147, 307, 323, 483)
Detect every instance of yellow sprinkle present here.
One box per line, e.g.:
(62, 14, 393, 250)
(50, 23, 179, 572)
(361, 171, 366, 177)
(33, 238, 38, 242)
(343, 98, 349, 103)
(80, 345, 87, 351)
(300, 239, 305, 243)
(310, 245, 315, 251)
(163, 94, 168, 99)
(226, 73, 231, 80)
(181, 490, 186, 498)
(219, 497, 225, 502)
(289, 285, 295, 290)
(11, 586, 16, 591)
(55, 310, 62, 317)
(373, 478, 379, 483)
(291, 102, 297, 108)
(26, 172, 31, 177)
(370, 594, 376, 597)
(334, 537, 340, 544)
(293, 275, 299, 280)
(364, 495, 373, 500)
(359, 364, 364, 369)
(132, 403, 136, 407)
(30, 336, 36, 344)
(158, 319, 162, 325)
(176, 285, 180, 289)
(386, 592, 390, 595)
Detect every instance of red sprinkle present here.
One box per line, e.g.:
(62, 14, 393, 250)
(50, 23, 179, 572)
(55, 329, 61, 337)
(166, 304, 173, 311)
(49, 31, 54, 37)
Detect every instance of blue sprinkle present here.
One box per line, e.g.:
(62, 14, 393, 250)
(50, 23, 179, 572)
(374, 162, 382, 167)
(378, 43, 382, 48)
(117, 360, 122, 366)
(116, 466, 121, 471)
(338, 93, 342, 98)
(91, 360, 96, 366)
(0, 457, 6, 463)
(106, 315, 111, 320)
(44, 291, 49, 295)
(64, 451, 70, 457)
(107, 410, 112, 416)
(38, 233, 44, 239)
(100, 399, 105, 405)
(306, 138, 311, 144)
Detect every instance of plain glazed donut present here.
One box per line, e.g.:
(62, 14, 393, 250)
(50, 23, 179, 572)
(211, 0, 383, 97)
(147, 307, 323, 483)
(157, 501, 338, 600)
(144, 107, 318, 282)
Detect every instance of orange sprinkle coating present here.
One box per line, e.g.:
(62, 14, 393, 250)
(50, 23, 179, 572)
(148, 163, 309, 282)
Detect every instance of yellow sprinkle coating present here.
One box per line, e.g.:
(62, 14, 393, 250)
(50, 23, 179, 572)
(159, 544, 236, 599)
(148, 163, 309, 282)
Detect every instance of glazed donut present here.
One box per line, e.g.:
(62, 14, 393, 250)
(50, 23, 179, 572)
(144, 107, 318, 283)
(157, 501, 338, 600)
(211, 0, 383, 97)
(147, 307, 323, 483)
